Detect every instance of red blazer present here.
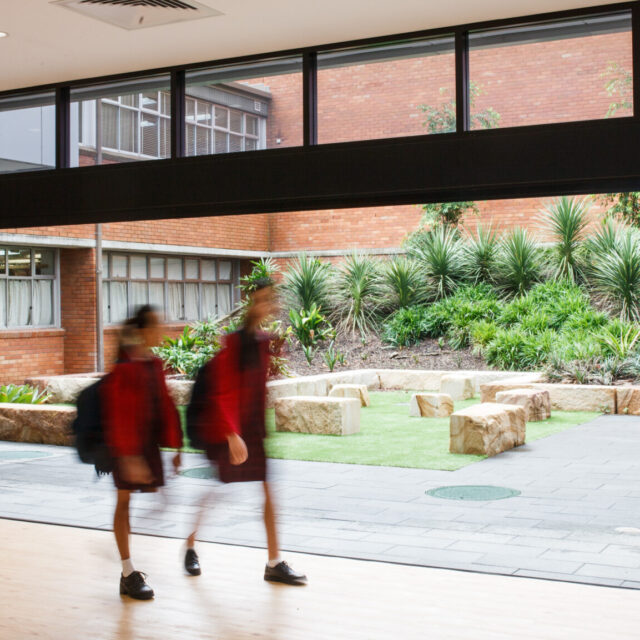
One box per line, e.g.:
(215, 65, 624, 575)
(199, 330, 270, 444)
(102, 356, 183, 457)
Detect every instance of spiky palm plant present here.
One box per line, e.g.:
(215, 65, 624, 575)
(407, 226, 464, 300)
(462, 225, 499, 284)
(382, 256, 425, 309)
(331, 253, 384, 337)
(543, 196, 589, 282)
(496, 228, 542, 297)
(282, 253, 333, 314)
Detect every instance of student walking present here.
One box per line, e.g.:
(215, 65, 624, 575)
(102, 305, 183, 600)
(185, 279, 307, 585)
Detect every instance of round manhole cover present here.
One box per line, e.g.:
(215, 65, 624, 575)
(180, 466, 214, 479)
(0, 451, 53, 461)
(426, 485, 521, 501)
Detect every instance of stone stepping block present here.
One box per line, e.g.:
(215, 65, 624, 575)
(440, 373, 475, 401)
(450, 402, 526, 457)
(617, 387, 640, 415)
(328, 384, 370, 407)
(409, 393, 453, 418)
(495, 388, 551, 422)
(275, 396, 360, 436)
(0, 403, 76, 446)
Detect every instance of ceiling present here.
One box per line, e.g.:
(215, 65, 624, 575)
(0, 0, 628, 93)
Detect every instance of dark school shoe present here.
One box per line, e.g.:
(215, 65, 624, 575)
(184, 548, 201, 576)
(119, 571, 155, 600)
(264, 561, 308, 585)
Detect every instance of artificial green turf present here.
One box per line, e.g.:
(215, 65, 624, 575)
(263, 390, 600, 471)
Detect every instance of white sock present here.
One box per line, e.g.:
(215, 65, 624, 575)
(267, 557, 282, 568)
(122, 558, 135, 577)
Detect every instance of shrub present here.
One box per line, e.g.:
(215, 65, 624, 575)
(0, 384, 50, 404)
(331, 253, 384, 336)
(382, 256, 425, 309)
(323, 341, 346, 372)
(239, 257, 280, 294)
(595, 321, 640, 359)
(381, 306, 431, 346)
(462, 225, 500, 285)
(496, 227, 542, 296)
(282, 253, 333, 314)
(484, 328, 555, 371)
(265, 320, 292, 379)
(288, 304, 334, 348)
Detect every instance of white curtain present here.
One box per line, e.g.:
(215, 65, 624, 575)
(32, 280, 53, 326)
(130, 282, 148, 314)
(110, 282, 128, 324)
(201, 284, 216, 320)
(185, 283, 199, 320)
(168, 283, 183, 320)
(8, 280, 30, 327)
(0, 281, 5, 327)
(217, 284, 232, 317)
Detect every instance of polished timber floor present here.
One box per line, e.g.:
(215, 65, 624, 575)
(1, 518, 639, 640)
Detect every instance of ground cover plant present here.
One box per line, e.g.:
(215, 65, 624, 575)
(0, 384, 50, 404)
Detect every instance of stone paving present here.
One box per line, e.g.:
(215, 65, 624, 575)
(1, 415, 640, 589)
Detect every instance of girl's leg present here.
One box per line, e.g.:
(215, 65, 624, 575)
(263, 481, 280, 562)
(114, 489, 131, 561)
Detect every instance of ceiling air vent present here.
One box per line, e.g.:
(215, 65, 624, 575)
(53, 0, 223, 30)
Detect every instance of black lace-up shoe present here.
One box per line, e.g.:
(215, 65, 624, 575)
(264, 561, 307, 585)
(184, 548, 201, 576)
(119, 571, 154, 600)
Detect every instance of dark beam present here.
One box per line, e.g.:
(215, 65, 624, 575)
(303, 51, 318, 147)
(170, 69, 186, 159)
(455, 30, 470, 133)
(55, 87, 71, 169)
(3, 118, 640, 228)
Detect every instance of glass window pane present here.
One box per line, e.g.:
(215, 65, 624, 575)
(149, 282, 164, 313)
(34, 249, 55, 275)
(185, 259, 199, 279)
(167, 257, 183, 280)
(150, 256, 165, 278)
(0, 91, 55, 174)
(318, 36, 455, 143)
(131, 282, 148, 313)
(0, 249, 5, 274)
(217, 284, 232, 317)
(218, 260, 232, 280)
(469, 12, 632, 129)
(185, 283, 199, 320)
(33, 280, 54, 326)
(168, 283, 184, 321)
(110, 282, 128, 324)
(8, 280, 31, 327)
(229, 134, 243, 153)
(186, 98, 196, 123)
(197, 101, 212, 125)
(130, 255, 147, 279)
(196, 126, 211, 155)
(111, 255, 128, 278)
(245, 138, 257, 151)
(8, 248, 31, 277)
(70, 75, 170, 167)
(202, 283, 216, 319)
(0, 280, 5, 327)
(186, 123, 196, 156)
(186, 56, 302, 154)
(201, 259, 216, 281)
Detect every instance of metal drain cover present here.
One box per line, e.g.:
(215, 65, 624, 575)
(180, 466, 214, 479)
(427, 485, 521, 501)
(0, 451, 53, 461)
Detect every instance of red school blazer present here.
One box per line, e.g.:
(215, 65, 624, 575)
(102, 356, 183, 457)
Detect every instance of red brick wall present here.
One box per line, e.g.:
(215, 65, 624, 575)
(0, 330, 65, 385)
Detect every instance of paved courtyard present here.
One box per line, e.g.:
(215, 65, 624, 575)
(1, 415, 640, 589)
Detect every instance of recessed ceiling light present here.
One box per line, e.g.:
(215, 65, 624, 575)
(0, 32, 8, 38)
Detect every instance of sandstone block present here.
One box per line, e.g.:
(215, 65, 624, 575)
(495, 388, 551, 422)
(266, 379, 300, 408)
(0, 403, 76, 445)
(450, 403, 526, 456)
(536, 384, 616, 413)
(616, 386, 640, 415)
(376, 369, 442, 391)
(440, 374, 475, 401)
(325, 369, 381, 390)
(328, 384, 370, 407)
(275, 396, 360, 435)
(409, 393, 453, 418)
(43, 377, 98, 404)
(479, 373, 544, 402)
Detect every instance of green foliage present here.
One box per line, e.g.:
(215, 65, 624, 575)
(496, 227, 542, 296)
(288, 304, 334, 348)
(323, 341, 346, 372)
(282, 253, 332, 314)
(239, 257, 280, 294)
(265, 320, 293, 379)
(0, 384, 50, 404)
(302, 344, 318, 365)
(406, 226, 465, 299)
(332, 253, 384, 336)
(484, 327, 556, 371)
(543, 196, 589, 282)
(598, 192, 640, 228)
(596, 321, 640, 359)
(381, 306, 431, 347)
(421, 201, 479, 230)
(462, 225, 499, 284)
(382, 256, 425, 309)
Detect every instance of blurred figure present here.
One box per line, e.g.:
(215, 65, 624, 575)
(185, 278, 307, 585)
(102, 305, 182, 600)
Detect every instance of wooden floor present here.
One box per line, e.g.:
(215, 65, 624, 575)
(1, 519, 639, 640)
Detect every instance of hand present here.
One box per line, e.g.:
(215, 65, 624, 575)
(172, 453, 181, 475)
(119, 456, 153, 484)
(227, 433, 248, 466)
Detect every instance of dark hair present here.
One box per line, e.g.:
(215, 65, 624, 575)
(132, 304, 158, 329)
(251, 277, 274, 293)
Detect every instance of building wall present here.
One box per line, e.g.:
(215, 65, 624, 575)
(0, 330, 64, 385)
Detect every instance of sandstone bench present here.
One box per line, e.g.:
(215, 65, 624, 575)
(274, 396, 360, 435)
(495, 388, 551, 422)
(328, 384, 370, 407)
(440, 374, 475, 401)
(0, 403, 76, 446)
(450, 403, 526, 456)
(409, 393, 453, 418)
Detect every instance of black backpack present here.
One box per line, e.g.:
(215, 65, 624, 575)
(185, 361, 212, 450)
(72, 377, 114, 475)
